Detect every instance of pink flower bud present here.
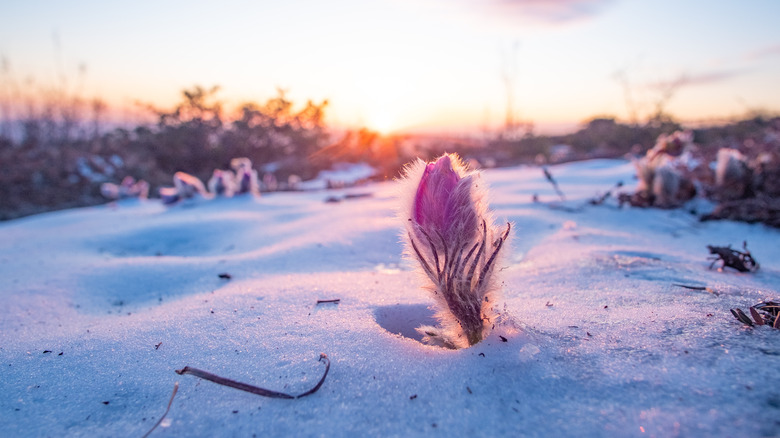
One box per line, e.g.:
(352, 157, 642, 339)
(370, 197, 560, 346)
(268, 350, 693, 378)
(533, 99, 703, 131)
(414, 155, 459, 230)
(208, 169, 236, 197)
(400, 153, 511, 348)
(412, 154, 478, 244)
(231, 157, 260, 196)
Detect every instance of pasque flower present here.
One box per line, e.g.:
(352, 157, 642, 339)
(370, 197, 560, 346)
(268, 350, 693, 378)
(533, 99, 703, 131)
(231, 157, 260, 196)
(208, 169, 236, 197)
(400, 153, 511, 348)
(159, 171, 208, 205)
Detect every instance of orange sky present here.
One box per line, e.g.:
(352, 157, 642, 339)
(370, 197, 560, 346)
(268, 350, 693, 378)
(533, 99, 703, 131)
(1, 0, 779, 135)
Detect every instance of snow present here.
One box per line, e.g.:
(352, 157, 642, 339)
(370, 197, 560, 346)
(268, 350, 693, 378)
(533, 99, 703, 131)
(1, 159, 779, 437)
(298, 162, 377, 191)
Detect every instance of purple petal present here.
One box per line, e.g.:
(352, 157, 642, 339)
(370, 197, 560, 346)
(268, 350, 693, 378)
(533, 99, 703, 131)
(414, 155, 461, 232)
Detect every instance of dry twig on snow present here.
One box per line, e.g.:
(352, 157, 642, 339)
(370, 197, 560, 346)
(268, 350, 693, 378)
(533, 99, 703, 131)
(175, 354, 330, 399)
(141, 382, 179, 438)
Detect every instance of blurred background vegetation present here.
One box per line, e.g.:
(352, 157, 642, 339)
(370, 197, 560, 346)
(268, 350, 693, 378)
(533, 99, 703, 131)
(1, 80, 779, 221)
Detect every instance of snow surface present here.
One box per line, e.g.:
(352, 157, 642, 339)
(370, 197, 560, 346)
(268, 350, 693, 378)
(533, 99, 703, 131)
(1, 159, 779, 437)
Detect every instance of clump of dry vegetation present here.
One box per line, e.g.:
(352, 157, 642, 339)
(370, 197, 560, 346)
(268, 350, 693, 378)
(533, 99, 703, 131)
(0, 63, 428, 220)
(731, 301, 780, 328)
(617, 117, 780, 228)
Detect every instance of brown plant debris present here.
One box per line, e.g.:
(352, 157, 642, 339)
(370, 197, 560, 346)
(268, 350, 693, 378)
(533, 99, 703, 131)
(588, 181, 624, 206)
(672, 283, 720, 296)
(141, 382, 179, 438)
(730, 301, 780, 328)
(700, 194, 780, 229)
(542, 167, 566, 201)
(218, 273, 232, 280)
(325, 193, 373, 203)
(175, 354, 330, 399)
(707, 241, 759, 272)
(316, 299, 340, 305)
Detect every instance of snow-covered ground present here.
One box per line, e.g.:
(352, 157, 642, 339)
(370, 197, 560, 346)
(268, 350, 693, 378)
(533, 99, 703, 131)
(1, 159, 778, 437)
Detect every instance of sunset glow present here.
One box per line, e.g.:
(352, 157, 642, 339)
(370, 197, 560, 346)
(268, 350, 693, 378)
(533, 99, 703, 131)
(1, 0, 779, 134)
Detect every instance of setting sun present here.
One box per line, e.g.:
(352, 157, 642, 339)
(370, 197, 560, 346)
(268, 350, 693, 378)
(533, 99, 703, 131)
(365, 110, 398, 134)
